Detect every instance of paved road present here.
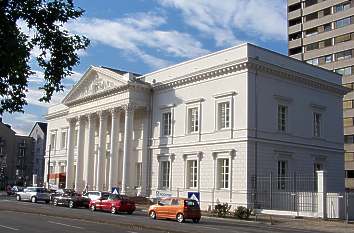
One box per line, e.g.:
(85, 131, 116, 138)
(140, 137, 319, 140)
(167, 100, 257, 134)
(0, 197, 330, 233)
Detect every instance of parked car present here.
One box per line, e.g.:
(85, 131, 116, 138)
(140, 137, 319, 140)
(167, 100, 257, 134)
(89, 193, 136, 214)
(7, 186, 24, 196)
(148, 198, 201, 223)
(82, 191, 110, 202)
(49, 188, 75, 201)
(16, 187, 50, 203)
(53, 192, 89, 208)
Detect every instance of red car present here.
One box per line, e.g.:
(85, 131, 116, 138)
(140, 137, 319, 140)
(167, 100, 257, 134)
(89, 193, 136, 214)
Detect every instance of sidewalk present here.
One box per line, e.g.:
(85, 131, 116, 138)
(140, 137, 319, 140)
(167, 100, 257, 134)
(202, 213, 354, 233)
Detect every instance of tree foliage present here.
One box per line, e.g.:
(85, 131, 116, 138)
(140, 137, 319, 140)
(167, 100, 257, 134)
(0, 0, 89, 114)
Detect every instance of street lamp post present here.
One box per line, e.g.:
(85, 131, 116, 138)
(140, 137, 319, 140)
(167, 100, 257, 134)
(47, 145, 51, 189)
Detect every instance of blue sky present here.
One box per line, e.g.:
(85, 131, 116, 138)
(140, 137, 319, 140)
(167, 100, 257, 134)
(3, 0, 288, 135)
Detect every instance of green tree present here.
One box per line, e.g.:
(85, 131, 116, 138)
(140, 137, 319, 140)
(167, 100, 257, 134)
(0, 0, 89, 114)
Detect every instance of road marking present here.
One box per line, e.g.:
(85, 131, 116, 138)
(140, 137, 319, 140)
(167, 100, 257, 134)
(48, 221, 84, 229)
(127, 231, 138, 233)
(198, 226, 219, 230)
(0, 224, 19, 231)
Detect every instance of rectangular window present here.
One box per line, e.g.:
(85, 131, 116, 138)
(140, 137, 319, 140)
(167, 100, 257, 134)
(335, 1, 351, 13)
(160, 161, 170, 189)
(305, 27, 318, 37)
(218, 102, 230, 129)
(277, 160, 288, 190)
(335, 17, 351, 28)
(306, 42, 319, 51)
(61, 131, 67, 149)
(346, 170, 354, 178)
(335, 66, 352, 76)
(323, 23, 332, 32)
(345, 135, 354, 144)
(49, 166, 54, 174)
(344, 117, 354, 127)
(218, 158, 229, 189)
(335, 33, 353, 44)
(305, 12, 318, 21)
(187, 160, 198, 188)
(344, 100, 354, 109)
(136, 162, 142, 187)
(345, 152, 354, 161)
(188, 107, 199, 133)
(162, 112, 172, 136)
(306, 58, 319, 66)
(324, 55, 332, 63)
(277, 105, 288, 132)
(336, 50, 352, 61)
(50, 133, 56, 150)
(313, 113, 322, 137)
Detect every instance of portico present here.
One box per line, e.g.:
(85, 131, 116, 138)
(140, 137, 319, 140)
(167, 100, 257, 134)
(46, 66, 151, 194)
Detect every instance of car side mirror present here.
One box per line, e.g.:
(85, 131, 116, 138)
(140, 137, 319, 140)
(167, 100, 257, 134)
(158, 201, 163, 206)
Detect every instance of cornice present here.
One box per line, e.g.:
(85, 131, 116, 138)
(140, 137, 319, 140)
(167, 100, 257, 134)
(152, 57, 348, 96)
(64, 83, 150, 107)
(45, 110, 69, 120)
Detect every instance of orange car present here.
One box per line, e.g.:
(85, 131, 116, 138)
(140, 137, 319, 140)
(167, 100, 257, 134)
(148, 198, 201, 223)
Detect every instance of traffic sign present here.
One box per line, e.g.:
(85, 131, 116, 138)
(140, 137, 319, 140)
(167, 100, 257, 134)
(112, 187, 120, 194)
(188, 191, 200, 203)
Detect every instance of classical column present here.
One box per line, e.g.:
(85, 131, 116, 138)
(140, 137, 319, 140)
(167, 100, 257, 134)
(75, 116, 86, 192)
(121, 104, 135, 194)
(140, 108, 150, 196)
(85, 113, 96, 191)
(108, 108, 121, 191)
(65, 118, 77, 189)
(96, 111, 108, 191)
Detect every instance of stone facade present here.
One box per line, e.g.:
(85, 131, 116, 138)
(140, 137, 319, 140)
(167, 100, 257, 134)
(45, 43, 347, 207)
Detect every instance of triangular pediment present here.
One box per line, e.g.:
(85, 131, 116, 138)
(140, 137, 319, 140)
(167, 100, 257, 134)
(63, 66, 129, 104)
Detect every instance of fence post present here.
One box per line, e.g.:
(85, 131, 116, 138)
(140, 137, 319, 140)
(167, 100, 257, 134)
(317, 170, 327, 219)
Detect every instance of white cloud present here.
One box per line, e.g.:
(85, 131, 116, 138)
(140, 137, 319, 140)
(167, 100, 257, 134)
(157, 0, 287, 46)
(67, 13, 209, 69)
(5, 112, 42, 135)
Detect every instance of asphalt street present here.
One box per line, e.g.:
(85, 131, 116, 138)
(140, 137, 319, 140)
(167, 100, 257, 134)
(0, 196, 337, 233)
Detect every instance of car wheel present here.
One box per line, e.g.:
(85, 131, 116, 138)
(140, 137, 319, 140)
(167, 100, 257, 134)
(127, 210, 133, 215)
(53, 199, 58, 206)
(90, 204, 96, 212)
(176, 213, 185, 223)
(69, 201, 75, 208)
(192, 218, 200, 223)
(45, 200, 50, 204)
(16, 195, 21, 201)
(149, 211, 156, 220)
(111, 206, 116, 214)
(31, 196, 37, 203)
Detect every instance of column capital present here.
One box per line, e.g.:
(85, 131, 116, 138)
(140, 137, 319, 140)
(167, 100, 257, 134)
(110, 107, 122, 118)
(122, 103, 137, 112)
(87, 113, 97, 122)
(67, 117, 77, 126)
(78, 115, 86, 123)
(98, 110, 108, 120)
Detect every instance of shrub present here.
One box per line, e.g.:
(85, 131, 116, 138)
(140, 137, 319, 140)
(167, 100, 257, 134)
(213, 203, 231, 217)
(233, 206, 252, 219)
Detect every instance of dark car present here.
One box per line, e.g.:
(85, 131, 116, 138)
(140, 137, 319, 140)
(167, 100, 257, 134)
(89, 194, 136, 214)
(53, 192, 89, 208)
(50, 189, 75, 202)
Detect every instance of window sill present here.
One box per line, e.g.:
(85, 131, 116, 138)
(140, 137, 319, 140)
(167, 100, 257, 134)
(214, 128, 231, 132)
(186, 131, 199, 135)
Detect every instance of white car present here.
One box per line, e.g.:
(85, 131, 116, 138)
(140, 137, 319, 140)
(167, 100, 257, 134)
(16, 187, 50, 203)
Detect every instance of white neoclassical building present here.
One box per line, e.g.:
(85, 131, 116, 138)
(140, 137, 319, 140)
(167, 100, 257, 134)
(45, 43, 347, 208)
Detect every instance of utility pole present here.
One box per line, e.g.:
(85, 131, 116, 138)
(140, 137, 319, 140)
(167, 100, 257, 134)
(47, 144, 51, 189)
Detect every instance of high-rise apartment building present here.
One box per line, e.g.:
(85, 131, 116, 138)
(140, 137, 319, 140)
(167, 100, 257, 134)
(287, 0, 354, 190)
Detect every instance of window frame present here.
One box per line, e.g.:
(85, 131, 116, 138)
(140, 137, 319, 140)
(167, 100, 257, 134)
(277, 104, 288, 132)
(161, 111, 172, 136)
(313, 112, 322, 137)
